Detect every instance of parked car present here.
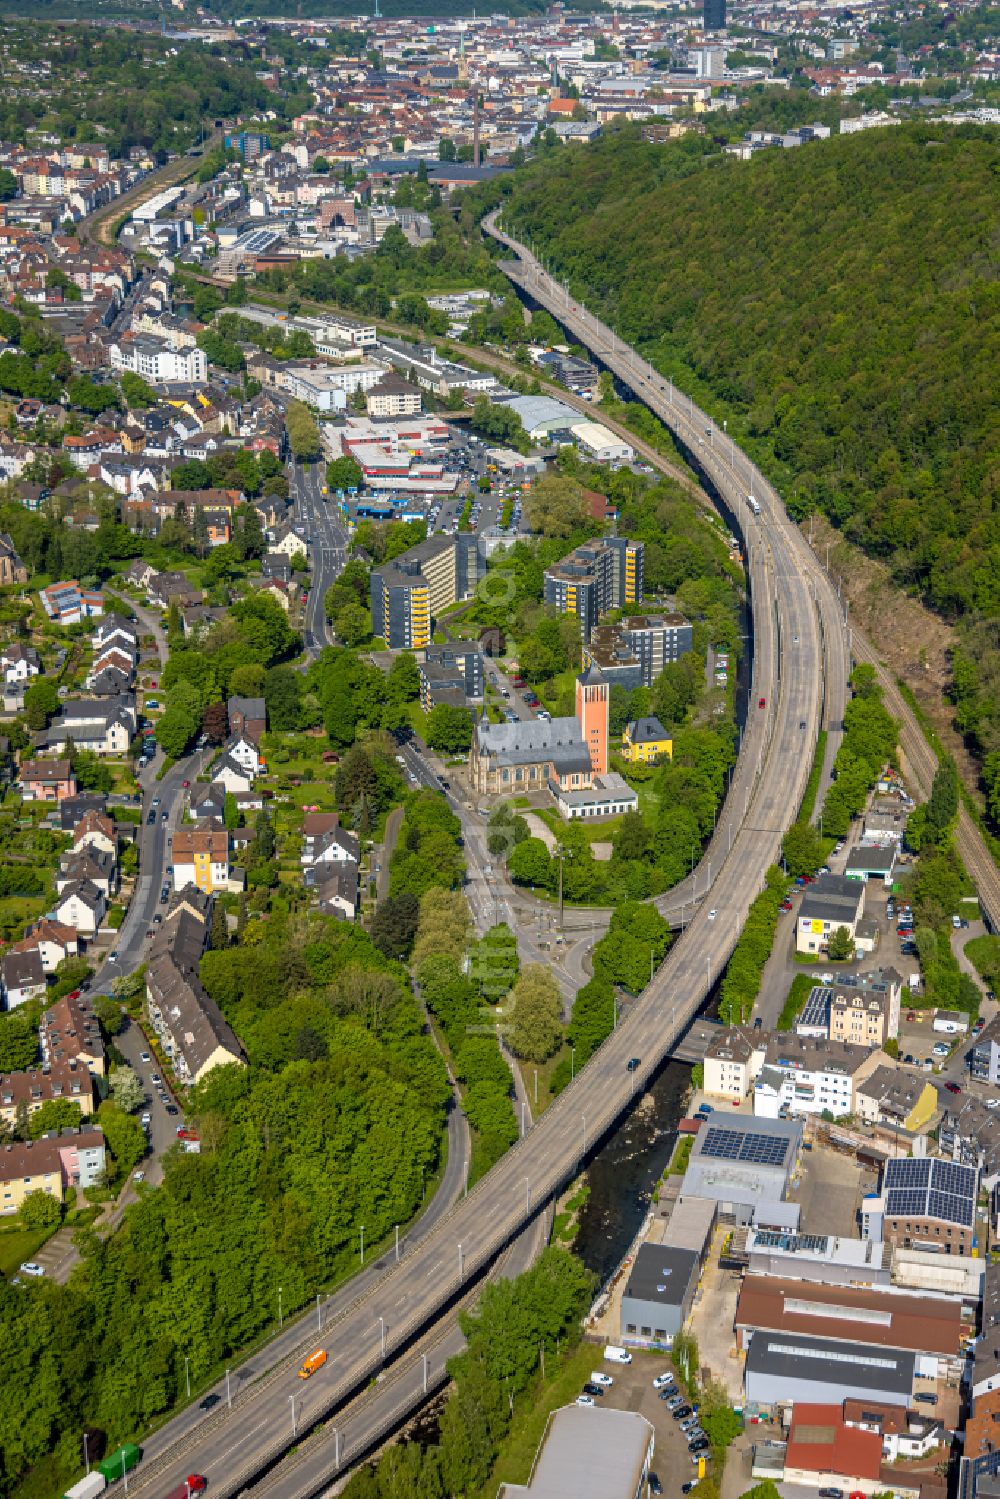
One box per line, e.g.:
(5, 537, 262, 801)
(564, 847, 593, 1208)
(582, 1383, 605, 1398)
(576, 1395, 595, 1407)
(652, 1373, 675, 1390)
(915, 1393, 938, 1405)
(649, 1477, 663, 1496)
(19, 1262, 44, 1277)
(591, 1372, 614, 1388)
(945, 1081, 962, 1094)
(819, 1489, 844, 1498)
(672, 1404, 693, 1420)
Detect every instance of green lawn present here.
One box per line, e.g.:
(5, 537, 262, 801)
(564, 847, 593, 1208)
(0, 1221, 59, 1277)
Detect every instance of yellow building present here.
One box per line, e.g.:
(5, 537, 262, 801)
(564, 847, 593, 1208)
(621, 716, 672, 765)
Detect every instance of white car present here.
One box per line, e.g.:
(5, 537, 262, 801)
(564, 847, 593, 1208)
(707, 909, 718, 921)
(987, 1099, 1000, 1110)
(576, 1395, 595, 1407)
(139, 1052, 151, 1064)
(652, 1373, 675, 1390)
(140, 1112, 152, 1127)
(19, 1262, 44, 1278)
(591, 1372, 614, 1388)
(133, 1170, 145, 1183)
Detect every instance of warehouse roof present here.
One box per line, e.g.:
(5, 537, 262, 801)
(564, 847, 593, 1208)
(735, 1274, 962, 1356)
(745, 1330, 915, 1399)
(502, 1404, 653, 1498)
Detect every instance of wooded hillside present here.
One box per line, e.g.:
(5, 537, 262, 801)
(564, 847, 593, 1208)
(482, 123, 1000, 754)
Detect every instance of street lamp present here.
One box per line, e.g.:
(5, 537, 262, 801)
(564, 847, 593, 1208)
(571, 1045, 576, 1081)
(377, 1316, 386, 1360)
(184, 1354, 190, 1399)
(523, 1176, 531, 1215)
(359, 1224, 365, 1266)
(278, 1284, 283, 1331)
(289, 1395, 297, 1437)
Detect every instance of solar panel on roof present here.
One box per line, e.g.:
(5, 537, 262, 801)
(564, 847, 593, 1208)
(701, 1126, 789, 1167)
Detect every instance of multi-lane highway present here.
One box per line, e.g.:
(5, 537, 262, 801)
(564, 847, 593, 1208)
(115, 221, 845, 1498)
(292, 459, 348, 653)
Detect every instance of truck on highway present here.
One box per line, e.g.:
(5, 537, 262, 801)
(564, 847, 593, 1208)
(62, 1475, 106, 1499)
(299, 1348, 328, 1379)
(747, 494, 761, 516)
(96, 1444, 141, 1483)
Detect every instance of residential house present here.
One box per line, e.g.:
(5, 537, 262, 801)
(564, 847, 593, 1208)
(72, 810, 117, 859)
(59, 792, 107, 830)
(147, 570, 202, 611)
(40, 991, 106, 1077)
(212, 751, 256, 795)
(0, 643, 41, 686)
(269, 522, 308, 561)
(42, 694, 136, 757)
(53, 879, 106, 935)
(57, 846, 117, 898)
(306, 861, 359, 920)
(1, 949, 47, 1009)
(19, 759, 77, 802)
(703, 1024, 766, 1101)
(855, 1065, 937, 1133)
(0, 1060, 96, 1127)
(0, 1128, 107, 1214)
(300, 813, 359, 869)
(144, 889, 246, 1085)
(828, 969, 902, 1047)
(18, 919, 80, 973)
(227, 696, 267, 746)
(796, 874, 866, 955)
(171, 820, 232, 895)
(39, 580, 104, 624)
(970, 1012, 1000, 1087)
(621, 716, 673, 765)
(754, 1034, 880, 1119)
(939, 1097, 1000, 1186)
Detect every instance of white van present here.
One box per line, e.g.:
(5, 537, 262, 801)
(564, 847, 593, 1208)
(603, 1345, 633, 1365)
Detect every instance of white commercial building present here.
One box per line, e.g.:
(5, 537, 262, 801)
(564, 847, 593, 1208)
(110, 338, 207, 385)
(571, 420, 635, 464)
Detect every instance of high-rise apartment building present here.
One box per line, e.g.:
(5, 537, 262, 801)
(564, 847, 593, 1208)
(704, 0, 726, 28)
(543, 537, 644, 641)
(370, 534, 480, 650)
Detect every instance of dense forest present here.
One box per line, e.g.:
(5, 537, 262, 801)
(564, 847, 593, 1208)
(469, 123, 1000, 761)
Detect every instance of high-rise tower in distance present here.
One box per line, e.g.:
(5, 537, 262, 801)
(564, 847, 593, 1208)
(704, 0, 726, 30)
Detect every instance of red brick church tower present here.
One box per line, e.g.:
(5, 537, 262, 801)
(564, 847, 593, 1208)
(575, 664, 609, 778)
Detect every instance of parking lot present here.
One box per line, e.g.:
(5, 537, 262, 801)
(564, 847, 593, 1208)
(578, 1348, 712, 1496)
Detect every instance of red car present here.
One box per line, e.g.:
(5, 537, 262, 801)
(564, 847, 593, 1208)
(182, 779, 190, 788)
(758, 696, 766, 708)
(945, 1081, 962, 1094)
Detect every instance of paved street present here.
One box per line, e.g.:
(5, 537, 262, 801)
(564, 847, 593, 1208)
(291, 459, 348, 653)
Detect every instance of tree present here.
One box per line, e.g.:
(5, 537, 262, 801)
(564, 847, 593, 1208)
(425, 703, 473, 755)
(210, 898, 230, 950)
(334, 601, 371, 648)
(108, 1066, 144, 1113)
(827, 925, 855, 961)
(508, 837, 553, 888)
(223, 791, 240, 831)
(24, 677, 59, 731)
(782, 820, 826, 878)
(286, 400, 321, 461)
(326, 456, 363, 492)
(524, 473, 592, 539)
(504, 965, 563, 1062)
(92, 994, 124, 1037)
(0, 168, 17, 202)
(264, 665, 302, 732)
(97, 1100, 146, 1182)
(371, 893, 420, 960)
(157, 703, 198, 759)
(29, 1099, 83, 1139)
(202, 700, 228, 744)
(229, 663, 266, 698)
(19, 1190, 61, 1230)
